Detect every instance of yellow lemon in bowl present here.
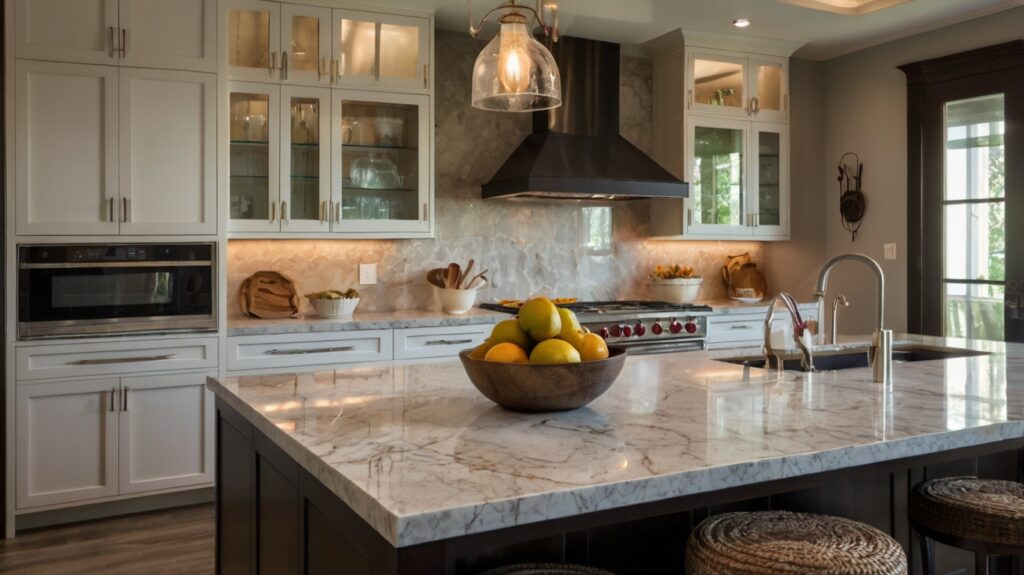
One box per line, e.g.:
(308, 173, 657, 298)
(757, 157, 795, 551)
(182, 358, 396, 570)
(484, 343, 529, 364)
(529, 339, 582, 365)
(578, 333, 610, 361)
(489, 319, 533, 350)
(519, 298, 562, 341)
(469, 341, 493, 359)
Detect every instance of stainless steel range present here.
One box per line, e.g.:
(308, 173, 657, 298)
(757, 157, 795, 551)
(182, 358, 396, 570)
(481, 301, 712, 354)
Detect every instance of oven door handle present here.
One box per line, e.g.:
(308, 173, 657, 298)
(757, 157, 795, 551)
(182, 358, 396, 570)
(20, 261, 212, 269)
(68, 354, 177, 366)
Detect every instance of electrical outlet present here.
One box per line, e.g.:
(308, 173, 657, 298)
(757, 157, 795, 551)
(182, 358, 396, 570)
(359, 263, 377, 285)
(884, 243, 897, 260)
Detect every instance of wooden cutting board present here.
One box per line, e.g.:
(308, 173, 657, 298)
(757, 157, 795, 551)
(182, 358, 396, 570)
(238, 271, 300, 319)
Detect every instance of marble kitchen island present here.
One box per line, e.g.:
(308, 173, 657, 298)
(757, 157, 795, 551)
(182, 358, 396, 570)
(209, 335, 1024, 574)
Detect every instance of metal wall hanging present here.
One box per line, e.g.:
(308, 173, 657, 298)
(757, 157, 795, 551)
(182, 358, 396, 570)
(837, 152, 865, 241)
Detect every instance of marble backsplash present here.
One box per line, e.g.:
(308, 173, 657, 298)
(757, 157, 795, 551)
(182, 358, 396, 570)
(228, 31, 763, 316)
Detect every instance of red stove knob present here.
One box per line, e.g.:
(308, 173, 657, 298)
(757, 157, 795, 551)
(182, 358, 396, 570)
(669, 319, 683, 334)
(621, 325, 633, 338)
(609, 325, 621, 337)
(599, 327, 610, 339)
(651, 321, 663, 335)
(684, 321, 698, 334)
(634, 322, 646, 337)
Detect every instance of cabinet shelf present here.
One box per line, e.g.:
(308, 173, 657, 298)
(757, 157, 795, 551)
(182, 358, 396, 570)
(231, 140, 270, 146)
(342, 144, 417, 152)
(344, 186, 417, 193)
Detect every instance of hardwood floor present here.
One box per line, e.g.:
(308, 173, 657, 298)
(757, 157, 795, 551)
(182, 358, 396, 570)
(0, 504, 214, 574)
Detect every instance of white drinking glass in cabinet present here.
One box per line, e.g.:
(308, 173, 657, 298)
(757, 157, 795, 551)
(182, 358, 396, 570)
(281, 3, 331, 85)
(331, 90, 430, 234)
(689, 52, 747, 117)
(227, 0, 280, 81)
(685, 117, 751, 236)
(751, 123, 789, 238)
(749, 57, 788, 121)
(332, 10, 429, 89)
(280, 86, 331, 232)
(229, 82, 281, 233)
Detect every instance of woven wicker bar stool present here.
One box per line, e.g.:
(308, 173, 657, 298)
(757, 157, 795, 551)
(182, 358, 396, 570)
(910, 477, 1024, 575)
(480, 565, 615, 575)
(686, 511, 908, 575)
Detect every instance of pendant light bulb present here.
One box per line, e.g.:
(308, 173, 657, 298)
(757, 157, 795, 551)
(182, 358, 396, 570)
(471, 10, 561, 112)
(498, 21, 532, 93)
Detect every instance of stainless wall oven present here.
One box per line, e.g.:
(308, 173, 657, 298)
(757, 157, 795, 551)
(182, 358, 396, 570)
(18, 244, 215, 339)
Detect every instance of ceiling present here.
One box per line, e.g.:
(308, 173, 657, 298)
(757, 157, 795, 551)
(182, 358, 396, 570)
(370, 0, 1022, 60)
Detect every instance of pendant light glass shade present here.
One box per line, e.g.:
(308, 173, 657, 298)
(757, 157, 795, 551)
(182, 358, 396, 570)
(472, 19, 561, 112)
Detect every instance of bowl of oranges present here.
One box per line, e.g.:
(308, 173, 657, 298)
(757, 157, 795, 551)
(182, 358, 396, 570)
(459, 297, 626, 412)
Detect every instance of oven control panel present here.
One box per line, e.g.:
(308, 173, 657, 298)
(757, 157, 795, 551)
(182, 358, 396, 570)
(581, 315, 708, 345)
(20, 244, 212, 264)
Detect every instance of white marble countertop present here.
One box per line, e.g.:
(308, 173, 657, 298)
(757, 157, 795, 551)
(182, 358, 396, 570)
(207, 334, 1024, 548)
(227, 308, 506, 336)
(700, 298, 818, 314)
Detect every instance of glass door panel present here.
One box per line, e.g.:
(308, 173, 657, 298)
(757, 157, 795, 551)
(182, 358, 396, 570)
(332, 91, 429, 233)
(281, 87, 330, 232)
(335, 12, 377, 83)
(281, 4, 330, 85)
(229, 84, 280, 232)
(691, 53, 746, 116)
(753, 124, 788, 236)
(377, 14, 429, 89)
(750, 58, 787, 120)
(942, 94, 1006, 341)
(688, 119, 748, 235)
(227, 1, 279, 81)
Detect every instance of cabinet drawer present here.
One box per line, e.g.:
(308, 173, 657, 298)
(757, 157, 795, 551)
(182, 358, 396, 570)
(708, 318, 763, 345)
(227, 331, 392, 372)
(393, 324, 491, 360)
(17, 337, 218, 381)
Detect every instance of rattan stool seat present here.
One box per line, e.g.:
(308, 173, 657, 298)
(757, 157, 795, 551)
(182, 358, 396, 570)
(911, 476, 1024, 547)
(480, 565, 615, 575)
(687, 511, 908, 575)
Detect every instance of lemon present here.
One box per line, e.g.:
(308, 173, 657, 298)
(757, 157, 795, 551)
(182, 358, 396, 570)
(519, 298, 562, 342)
(529, 339, 581, 364)
(578, 333, 610, 361)
(489, 319, 533, 350)
(469, 341, 492, 359)
(484, 342, 529, 364)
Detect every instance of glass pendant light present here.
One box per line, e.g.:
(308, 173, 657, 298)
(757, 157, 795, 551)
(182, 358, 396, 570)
(469, 1, 561, 112)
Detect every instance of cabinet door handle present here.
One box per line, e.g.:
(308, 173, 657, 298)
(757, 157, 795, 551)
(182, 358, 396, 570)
(331, 58, 338, 83)
(110, 387, 116, 412)
(270, 202, 276, 223)
(687, 208, 693, 227)
(122, 387, 129, 411)
(270, 51, 277, 77)
(281, 200, 288, 223)
(422, 202, 428, 222)
(108, 197, 115, 222)
(753, 97, 760, 116)
(335, 201, 341, 223)
(423, 64, 429, 88)
(108, 26, 115, 58)
(281, 51, 289, 81)
(122, 197, 130, 223)
(69, 354, 176, 366)
(121, 28, 127, 58)
(730, 325, 753, 330)
(266, 346, 354, 356)
(687, 89, 693, 109)
(319, 56, 326, 80)
(425, 339, 474, 346)
(319, 200, 326, 224)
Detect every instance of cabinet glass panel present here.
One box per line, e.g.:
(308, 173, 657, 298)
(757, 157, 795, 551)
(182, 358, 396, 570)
(288, 97, 321, 221)
(757, 131, 781, 226)
(757, 63, 784, 112)
(340, 100, 419, 221)
(694, 59, 744, 110)
(692, 126, 744, 226)
(379, 23, 419, 80)
(290, 16, 321, 74)
(228, 9, 271, 71)
(339, 18, 376, 78)
(230, 92, 272, 221)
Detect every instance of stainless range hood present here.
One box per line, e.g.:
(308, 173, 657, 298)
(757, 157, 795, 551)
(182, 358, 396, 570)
(482, 36, 688, 200)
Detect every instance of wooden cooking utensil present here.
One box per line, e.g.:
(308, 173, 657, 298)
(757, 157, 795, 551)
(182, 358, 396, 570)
(464, 269, 489, 290)
(446, 263, 461, 289)
(458, 259, 475, 289)
(427, 268, 448, 288)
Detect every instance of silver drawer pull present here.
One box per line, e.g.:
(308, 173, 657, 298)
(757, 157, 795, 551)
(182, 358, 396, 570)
(69, 354, 176, 366)
(424, 339, 474, 346)
(730, 325, 754, 330)
(266, 346, 354, 356)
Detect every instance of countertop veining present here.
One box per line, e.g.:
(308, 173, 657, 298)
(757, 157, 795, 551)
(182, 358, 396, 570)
(226, 308, 506, 336)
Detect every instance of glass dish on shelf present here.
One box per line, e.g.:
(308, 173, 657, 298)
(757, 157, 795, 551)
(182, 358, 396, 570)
(349, 155, 405, 189)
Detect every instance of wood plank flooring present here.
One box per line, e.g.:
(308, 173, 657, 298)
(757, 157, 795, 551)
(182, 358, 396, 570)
(0, 504, 214, 574)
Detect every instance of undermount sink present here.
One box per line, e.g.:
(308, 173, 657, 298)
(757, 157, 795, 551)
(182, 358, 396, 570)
(716, 345, 990, 372)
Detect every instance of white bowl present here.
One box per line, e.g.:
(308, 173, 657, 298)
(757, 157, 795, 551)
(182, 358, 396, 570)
(435, 286, 476, 315)
(652, 277, 703, 304)
(308, 297, 359, 318)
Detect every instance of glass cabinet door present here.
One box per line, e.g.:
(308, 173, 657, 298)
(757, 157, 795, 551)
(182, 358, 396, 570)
(229, 83, 280, 232)
(750, 58, 788, 121)
(227, 0, 280, 81)
(752, 124, 788, 236)
(690, 52, 747, 117)
(280, 87, 331, 232)
(281, 4, 331, 85)
(687, 118, 750, 235)
(332, 10, 429, 89)
(332, 91, 429, 233)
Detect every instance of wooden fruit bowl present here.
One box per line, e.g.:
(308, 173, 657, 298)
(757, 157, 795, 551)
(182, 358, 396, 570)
(458, 347, 627, 412)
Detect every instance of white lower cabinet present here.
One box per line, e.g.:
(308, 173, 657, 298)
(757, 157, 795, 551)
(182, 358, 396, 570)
(17, 372, 213, 510)
(227, 330, 392, 372)
(706, 305, 819, 349)
(393, 324, 489, 360)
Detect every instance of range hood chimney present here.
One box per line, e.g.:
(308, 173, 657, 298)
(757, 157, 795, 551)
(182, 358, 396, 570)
(482, 36, 688, 200)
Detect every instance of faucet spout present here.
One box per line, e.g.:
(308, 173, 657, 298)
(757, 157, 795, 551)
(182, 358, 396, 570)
(764, 292, 814, 372)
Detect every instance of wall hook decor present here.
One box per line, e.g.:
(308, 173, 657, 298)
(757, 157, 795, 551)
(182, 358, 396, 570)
(837, 152, 865, 241)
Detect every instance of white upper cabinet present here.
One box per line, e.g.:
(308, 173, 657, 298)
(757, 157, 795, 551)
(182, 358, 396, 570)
(333, 10, 430, 90)
(687, 49, 788, 121)
(15, 0, 215, 72)
(749, 56, 788, 122)
(229, 81, 282, 233)
(118, 68, 217, 235)
(226, 0, 281, 81)
(15, 61, 120, 236)
(282, 3, 332, 85)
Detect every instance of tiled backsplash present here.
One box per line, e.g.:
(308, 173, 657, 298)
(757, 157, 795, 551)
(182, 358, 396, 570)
(228, 31, 763, 316)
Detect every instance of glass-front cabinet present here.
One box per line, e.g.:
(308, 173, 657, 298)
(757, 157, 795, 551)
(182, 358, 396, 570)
(752, 123, 789, 236)
(281, 86, 331, 232)
(229, 83, 279, 233)
(333, 11, 429, 89)
(281, 4, 331, 85)
(227, 0, 280, 81)
(688, 49, 787, 121)
(331, 90, 430, 234)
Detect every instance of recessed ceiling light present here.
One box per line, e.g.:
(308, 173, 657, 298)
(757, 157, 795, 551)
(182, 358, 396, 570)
(733, 18, 751, 28)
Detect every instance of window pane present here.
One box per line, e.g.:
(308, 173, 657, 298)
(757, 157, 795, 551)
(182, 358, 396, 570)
(692, 126, 744, 226)
(945, 283, 1004, 341)
(944, 202, 1004, 281)
(945, 94, 1004, 200)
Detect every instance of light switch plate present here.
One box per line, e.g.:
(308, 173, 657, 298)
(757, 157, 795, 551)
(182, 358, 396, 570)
(884, 243, 897, 260)
(359, 263, 377, 285)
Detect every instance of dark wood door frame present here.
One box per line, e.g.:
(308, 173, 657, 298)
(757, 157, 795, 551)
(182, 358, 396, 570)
(901, 41, 1024, 339)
